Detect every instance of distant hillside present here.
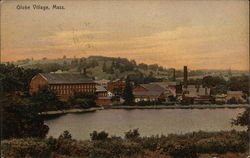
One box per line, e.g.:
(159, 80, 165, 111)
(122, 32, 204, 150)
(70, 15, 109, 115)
(9, 56, 232, 82)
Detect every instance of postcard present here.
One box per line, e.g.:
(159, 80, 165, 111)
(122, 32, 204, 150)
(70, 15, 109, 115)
(1, 0, 249, 158)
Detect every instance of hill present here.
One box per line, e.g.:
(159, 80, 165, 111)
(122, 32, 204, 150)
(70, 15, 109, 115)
(10, 56, 174, 81)
(9, 56, 232, 83)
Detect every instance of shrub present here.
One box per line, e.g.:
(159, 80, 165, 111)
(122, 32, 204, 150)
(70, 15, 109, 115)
(125, 129, 140, 140)
(90, 131, 109, 141)
(167, 141, 198, 158)
(58, 130, 72, 140)
(2, 138, 50, 158)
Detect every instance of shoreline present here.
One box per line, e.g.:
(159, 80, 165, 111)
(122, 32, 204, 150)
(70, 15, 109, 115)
(40, 104, 249, 117)
(40, 107, 104, 116)
(104, 104, 250, 110)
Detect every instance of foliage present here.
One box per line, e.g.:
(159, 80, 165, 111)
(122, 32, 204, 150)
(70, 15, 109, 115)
(125, 129, 140, 140)
(190, 75, 249, 95)
(202, 76, 227, 88)
(90, 131, 109, 141)
(68, 91, 97, 108)
(2, 130, 248, 158)
(31, 86, 64, 111)
(1, 138, 50, 158)
(122, 80, 135, 105)
(228, 75, 249, 94)
(59, 130, 72, 140)
(102, 62, 107, 72)
(0, 95, 49, 139)
(232, 108, 249, 130)
(0, 64, 42, 94)
(28, 63, 68, 73)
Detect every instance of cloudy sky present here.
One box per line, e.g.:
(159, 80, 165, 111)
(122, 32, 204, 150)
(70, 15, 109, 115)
(1, 0, 249, 70)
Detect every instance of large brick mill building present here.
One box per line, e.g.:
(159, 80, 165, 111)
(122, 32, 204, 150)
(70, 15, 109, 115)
(29, 73, 96, 101)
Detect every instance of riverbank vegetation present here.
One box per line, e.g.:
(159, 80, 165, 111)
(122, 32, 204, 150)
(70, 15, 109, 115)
(2, 130, 248, 158)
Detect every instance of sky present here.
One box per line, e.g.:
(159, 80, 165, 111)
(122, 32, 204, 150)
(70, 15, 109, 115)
(1, 0, 249, 70)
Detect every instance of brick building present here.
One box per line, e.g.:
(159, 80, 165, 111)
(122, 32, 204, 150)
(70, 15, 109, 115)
(95, 79, 110, 88)
(133, 91, 165, 102)
(133, 84, 166, 102)
(226, 91, 246, 103)
(95, 85, 112, 106)
(107, 79, 126, 94)
(29, 73, 96, 101)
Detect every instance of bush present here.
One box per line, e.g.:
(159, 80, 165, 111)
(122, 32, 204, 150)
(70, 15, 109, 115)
(125, 129, 140, 140)
(1, 130, 248, 158)
(68, 91, 97, 108)
(58, 130, 72, 140)
(167, 141, 198, 158)
(90, 131, 109, 141)
(2, 138, 50, 158)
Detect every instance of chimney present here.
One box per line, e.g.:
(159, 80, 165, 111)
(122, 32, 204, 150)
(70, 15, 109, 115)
(184, 66, 188, 88)
(83, 68, 86, 75)
(173, 68, 176, 81)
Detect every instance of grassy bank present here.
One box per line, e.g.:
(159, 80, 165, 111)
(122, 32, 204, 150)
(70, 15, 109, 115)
(1, 130, 249, 158)
(39, 107, 104, 116)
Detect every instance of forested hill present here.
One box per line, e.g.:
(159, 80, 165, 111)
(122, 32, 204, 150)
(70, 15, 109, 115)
(11, 56, 207, 81)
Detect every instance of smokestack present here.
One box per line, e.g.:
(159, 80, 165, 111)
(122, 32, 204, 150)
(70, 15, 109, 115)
(173, 68, 176, 81)
(184, 66, 188, 88)
(83, 68, 86, 75)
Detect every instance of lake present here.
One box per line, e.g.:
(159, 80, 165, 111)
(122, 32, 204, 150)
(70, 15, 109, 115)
(45, 108, 246, 140)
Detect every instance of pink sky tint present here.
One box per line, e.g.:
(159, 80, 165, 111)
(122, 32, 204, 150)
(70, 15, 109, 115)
(1, 0, 249, 70)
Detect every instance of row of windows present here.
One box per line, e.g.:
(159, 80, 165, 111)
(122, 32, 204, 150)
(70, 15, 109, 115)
(56, 89, 95, 95)
(50, 84, 95, 90)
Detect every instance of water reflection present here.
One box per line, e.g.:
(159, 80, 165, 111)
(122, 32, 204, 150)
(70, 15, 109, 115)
(45, 108, 246, 140)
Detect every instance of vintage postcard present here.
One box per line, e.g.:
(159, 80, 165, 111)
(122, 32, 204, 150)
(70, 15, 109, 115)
(1, 0, 249, 158)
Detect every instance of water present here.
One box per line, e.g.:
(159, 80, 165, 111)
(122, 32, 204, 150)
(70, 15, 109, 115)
(45, 108, 246, 140)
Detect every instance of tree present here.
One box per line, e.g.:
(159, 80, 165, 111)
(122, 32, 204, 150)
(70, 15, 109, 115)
(122, 80, 134, 105)
(90, 131, 109, 140)
(138, 63, 148, 70)
(31, 86, 63, 111)
(0, 95, 49, 139)
(202, 76, 227, 95)
(228, 76, 249, 94)
(68, 91, 97, 108)
(125, 129, 140, 140)
(102, 62, 107, 72)
(232, 108, 249, 131)
(0, 64, 42, 94)
(107, 65, 114, 74)
(59, 130, 72, 140)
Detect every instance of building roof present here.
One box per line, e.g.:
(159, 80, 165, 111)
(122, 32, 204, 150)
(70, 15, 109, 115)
(96, 85, 107, 92)
(140, 84, 165, 91)
(40, 73, 95, 84)
(112, 79, 125, 82)
(227, 91, 243, 95)
(151, 81, 181, 87)
(98, 96, 112, 100)
(133, 91, 162, 97)
(95, 79, 110, 84)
